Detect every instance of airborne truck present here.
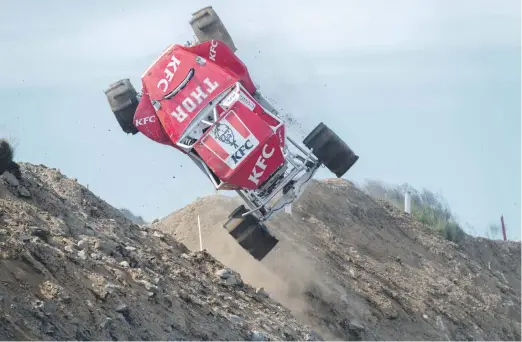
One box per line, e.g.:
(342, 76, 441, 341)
(104, 7, 359, 260)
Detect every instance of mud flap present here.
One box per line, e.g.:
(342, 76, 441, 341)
(303, 122, 359, 178)
(223, 205, 278, 261)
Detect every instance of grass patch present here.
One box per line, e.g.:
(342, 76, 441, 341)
(360, 180, 466, 243)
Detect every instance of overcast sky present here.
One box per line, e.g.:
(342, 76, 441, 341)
(1, 0, 520, 239)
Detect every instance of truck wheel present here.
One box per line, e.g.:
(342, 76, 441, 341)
(303, 122, 359, 178)
(223, 205, 279, 261)
(244, 224, 279, 260)
(104, 79, 139, 135)
(189, 6, 237, 52)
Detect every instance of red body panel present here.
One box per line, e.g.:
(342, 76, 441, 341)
(134, 40, 285, 190)
(183, 40, 257, 94)
(141, 44, 236, 145)
(133, 92, 174, 146)
(194, 99, 284, 190)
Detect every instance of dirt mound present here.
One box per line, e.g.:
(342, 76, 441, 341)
(0, 163, 320, 341)
(156, 179, 521, 341)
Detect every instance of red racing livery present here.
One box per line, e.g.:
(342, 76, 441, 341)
(134, 41, 285, 189)
(104, 6, 358, 261)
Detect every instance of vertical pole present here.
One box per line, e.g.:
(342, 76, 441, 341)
(500, 215, 507, 241)
(198, 215, 203, 251)
(404, 191, 411, 214)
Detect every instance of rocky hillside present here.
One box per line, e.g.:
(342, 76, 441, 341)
(0, 163, 320, 341)
(156, 179, 521, 341)
(119, 208, 147, 225)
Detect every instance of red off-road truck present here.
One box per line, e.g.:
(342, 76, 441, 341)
(104, 7, 359, 260)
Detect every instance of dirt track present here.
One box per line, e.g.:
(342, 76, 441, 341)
(0, 162, 519, 341)
(0, 163, 320, 341)
(156, 178, 521, 341)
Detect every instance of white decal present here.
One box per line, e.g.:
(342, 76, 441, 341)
(157, 55, 181, 92)
(203, 77, 219, 94)
(135, 115, 156, 127)
(190, 86, 208, 104)
(202, 111, 259, 169)
(170, 106, 189, 123)
(182, 97, 197, 112)
(248, 144, 275, 185)
(277, 129, 284, 146)
(220, 89, 239, 109)
(169, 77, 220, 123)
(220, 89, 256, 111)
(209, 40, 218, 62)
(238, 92, 256, 111)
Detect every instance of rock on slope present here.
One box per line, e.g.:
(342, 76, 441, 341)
(156, 179, 521, 341)
(0, 163, 320, 341)
(119, 208, 147, 225)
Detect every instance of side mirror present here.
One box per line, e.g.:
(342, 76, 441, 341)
(189, 6, 237, 53)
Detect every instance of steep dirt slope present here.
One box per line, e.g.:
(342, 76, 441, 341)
(156, 179, 521, 341)
(0, 163, 320, 341)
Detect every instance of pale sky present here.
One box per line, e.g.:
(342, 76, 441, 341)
(1, 0, 520, 239)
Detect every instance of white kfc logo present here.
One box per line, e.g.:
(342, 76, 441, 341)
(201, 111, 259, 169)
(209, 40, 218, 62)
(135, 115, 156, 127)
(248, 144, 275, 185)
(157, 54, 181, 92)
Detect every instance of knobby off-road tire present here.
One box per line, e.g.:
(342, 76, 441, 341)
(189, 6, 237, 52)
(104, 79, 139, 135)
(303, 122, 359, 178)
(223, 205, 279, 261)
